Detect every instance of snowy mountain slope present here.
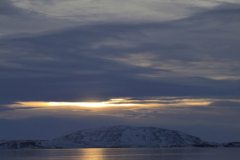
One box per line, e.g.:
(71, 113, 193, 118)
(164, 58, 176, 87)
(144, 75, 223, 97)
(53, 125, 204, 148)
(1, 125, 240, 149)
(0, 140, 84, 149)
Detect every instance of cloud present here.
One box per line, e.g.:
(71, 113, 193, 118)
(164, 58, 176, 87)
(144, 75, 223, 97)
(13, 3, 239, 79)
(72, 109, 96, 112)
(0, 105, 36, 112)
(114, 112, 155, 119)
(134, 114, 155, 119)
(127, 108, 155, 113)
(9, 0, 205, 22)
(209, 100, 240, 108)
(11, 0, 240, 24)
(0, 0, 23, 15)
(0, 106, 15, 112)
(0, 3, 240, 104)
(0, 0, 78, 36)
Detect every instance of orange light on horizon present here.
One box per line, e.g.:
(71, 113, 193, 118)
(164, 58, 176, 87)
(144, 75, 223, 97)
(46, 101, 138, 108)
(7, 97, 236, 109)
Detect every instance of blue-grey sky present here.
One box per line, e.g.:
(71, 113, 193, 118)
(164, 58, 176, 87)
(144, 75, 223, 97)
(0, 0, 240, 143)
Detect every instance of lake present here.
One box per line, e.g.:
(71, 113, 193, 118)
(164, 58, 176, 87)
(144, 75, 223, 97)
(0, 148, 239, 160)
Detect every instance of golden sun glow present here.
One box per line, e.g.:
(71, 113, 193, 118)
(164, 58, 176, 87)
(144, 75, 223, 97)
(3, 97, 240, 120)
(46, 100, 137, 108)
(5, 97, 220, 109)
(7, 98, 140, 108)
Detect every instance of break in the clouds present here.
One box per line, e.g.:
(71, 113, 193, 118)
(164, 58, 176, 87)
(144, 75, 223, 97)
(0, 0, 240, 142)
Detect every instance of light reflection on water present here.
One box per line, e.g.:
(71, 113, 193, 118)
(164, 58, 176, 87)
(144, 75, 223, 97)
(0, 148, 240, 160)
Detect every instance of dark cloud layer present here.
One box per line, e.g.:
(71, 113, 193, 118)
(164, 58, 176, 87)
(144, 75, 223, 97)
(1, 3, 240, 104)
(0, 105, 37, 112)
(0, 0, 77, 37)
(209, 101, 240, 108)
(0, 0, 23, 15)
(1, 75, 239, 105)
(0, 106, 15, 112)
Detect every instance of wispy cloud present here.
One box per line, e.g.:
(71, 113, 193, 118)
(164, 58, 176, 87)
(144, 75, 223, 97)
(0, 0, 77, 36)
(1, 3, 240, 82)
(9, 0, 209, 22)
(0, 105, 37, 112)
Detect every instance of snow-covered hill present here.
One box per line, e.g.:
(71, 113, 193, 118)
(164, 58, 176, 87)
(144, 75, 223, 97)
(53, 125, 204, 148)
(1, 125, 240, 149)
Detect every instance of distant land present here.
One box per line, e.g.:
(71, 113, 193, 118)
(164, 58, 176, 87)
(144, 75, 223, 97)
(1, 125, 240, 149)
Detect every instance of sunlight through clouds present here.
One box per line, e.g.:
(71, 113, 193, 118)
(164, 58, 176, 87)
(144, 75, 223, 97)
(6, 97, 237, 109)
(2, 97, 239, 121)
(47, 99, 138, 108)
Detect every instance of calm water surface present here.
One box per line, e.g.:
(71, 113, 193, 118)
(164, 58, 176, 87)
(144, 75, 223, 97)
(0, 148, 239, 160)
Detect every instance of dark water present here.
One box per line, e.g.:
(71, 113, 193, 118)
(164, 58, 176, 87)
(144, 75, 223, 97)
(0, 148, 239, 160)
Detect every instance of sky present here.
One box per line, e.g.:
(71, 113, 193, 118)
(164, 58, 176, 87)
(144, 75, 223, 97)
(0, 0, 240, 143)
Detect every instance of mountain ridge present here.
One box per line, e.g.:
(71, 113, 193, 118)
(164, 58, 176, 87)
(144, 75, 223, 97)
(1, 125, 240, 149)
(53, 125, 203, 148)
